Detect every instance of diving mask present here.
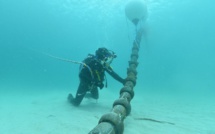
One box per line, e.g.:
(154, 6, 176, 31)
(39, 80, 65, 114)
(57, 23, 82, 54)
(103, 50, 116, 66)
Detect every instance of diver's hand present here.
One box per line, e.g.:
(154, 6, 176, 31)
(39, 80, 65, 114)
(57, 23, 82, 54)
(123, 79, 127, 85)
(97, 82, 104, 89)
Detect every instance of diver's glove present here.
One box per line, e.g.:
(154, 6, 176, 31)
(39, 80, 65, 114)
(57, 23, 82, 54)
(122, 79, 127, 85)
(97, 82, 104, 89)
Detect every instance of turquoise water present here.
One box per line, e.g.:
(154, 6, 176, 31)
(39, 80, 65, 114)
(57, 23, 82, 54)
(1, 0, 214, 96)
(1, 0, 215, 133)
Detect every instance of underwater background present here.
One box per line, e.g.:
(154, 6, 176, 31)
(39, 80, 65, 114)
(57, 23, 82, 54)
(1, 0, 215, 133)
(1, 0, 214, 97)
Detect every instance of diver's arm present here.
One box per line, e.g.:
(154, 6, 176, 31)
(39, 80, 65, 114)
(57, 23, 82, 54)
(105, 67, 125, 84)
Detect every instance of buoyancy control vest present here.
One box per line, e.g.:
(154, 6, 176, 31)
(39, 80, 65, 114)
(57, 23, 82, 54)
(79, 54, 105, 84)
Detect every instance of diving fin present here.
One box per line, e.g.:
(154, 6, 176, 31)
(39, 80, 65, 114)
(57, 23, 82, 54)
(67, 93, 80, 106)
(67, 93, 74, 102)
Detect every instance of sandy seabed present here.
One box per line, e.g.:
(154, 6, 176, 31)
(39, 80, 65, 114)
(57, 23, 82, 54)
(0, 87, 214, 134)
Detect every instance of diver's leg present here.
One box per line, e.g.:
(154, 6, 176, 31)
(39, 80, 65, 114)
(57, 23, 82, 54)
(90, 87, 99, 100)
(68, 81, 88, 106)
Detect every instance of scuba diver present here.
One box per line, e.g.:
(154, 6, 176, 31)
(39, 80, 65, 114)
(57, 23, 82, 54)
(68, 47, 125, 106)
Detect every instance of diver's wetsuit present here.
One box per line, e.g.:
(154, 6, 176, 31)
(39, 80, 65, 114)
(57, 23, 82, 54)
(68, 54, 124, 106)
